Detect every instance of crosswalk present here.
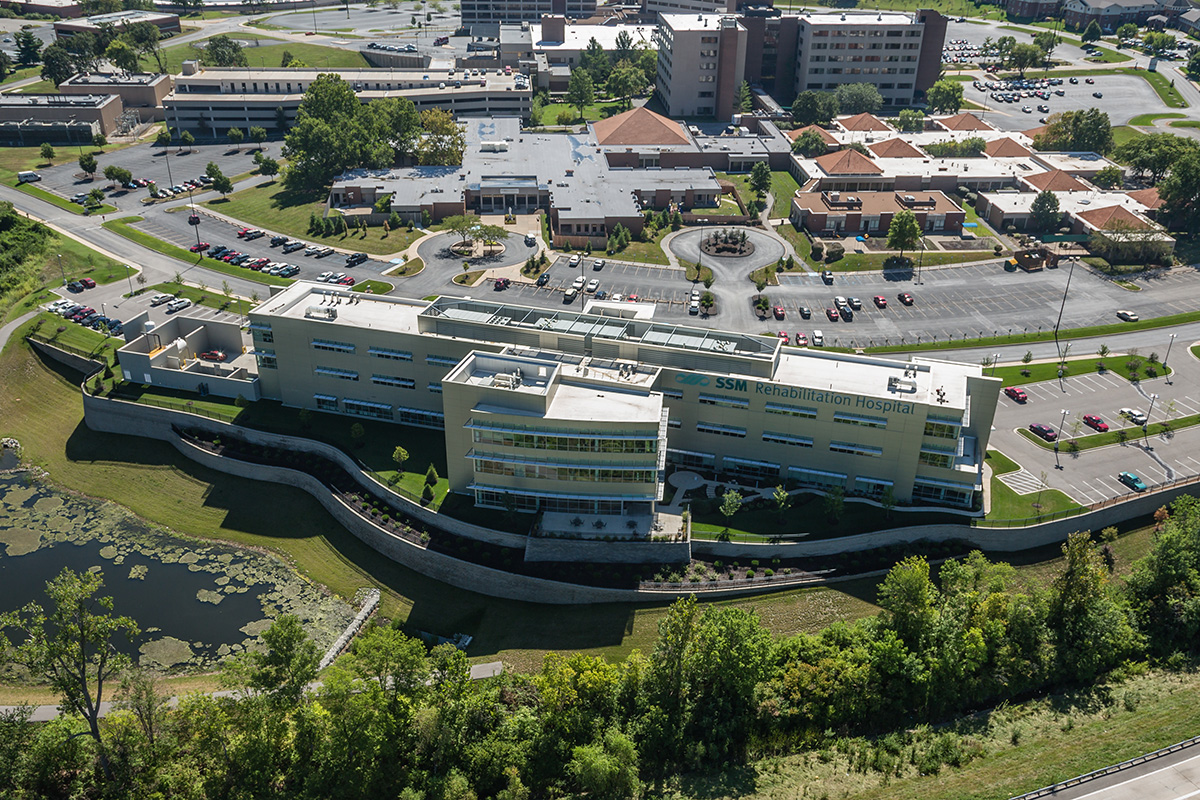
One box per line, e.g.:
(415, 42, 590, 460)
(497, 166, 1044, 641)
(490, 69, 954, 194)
(1000, 469, 1047, 495)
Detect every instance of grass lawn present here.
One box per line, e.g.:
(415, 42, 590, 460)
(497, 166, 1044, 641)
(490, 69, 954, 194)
(149, 281, 255, 314)
(775, 222, 815, 265)
(26, 312, 121, 364)
(206, 180, 423, 256)
(991, 354, 1171, 385)
(145, 33, 366, 75)
(539, 100, 628, 125)
(831, 247, 995, 272)
(0, 65, 40, 88)
(1129, 112, 1186, 125)
(102, 216, 292, 287)
(453, 269, 486, 286)
(985, 450, 1082, 522)
(1169, 119, 1200, 129)
(1018, 412, 1200, 453)
(352, 279, 395, 294)
(768, 171, 801, 218)
(16, 182, 117, 216)
(1, 231, 130, 325)
(691, 493, 964, 541)
(601, 227, 671, 265)
(386, 257, 425, 277)
(1111, 125, 1147, 148)
(14, 78, 56, 94)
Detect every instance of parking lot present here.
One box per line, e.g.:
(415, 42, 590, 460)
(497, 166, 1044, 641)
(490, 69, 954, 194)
(967, 74, 1166, 130)
(31, 142, 276, 214)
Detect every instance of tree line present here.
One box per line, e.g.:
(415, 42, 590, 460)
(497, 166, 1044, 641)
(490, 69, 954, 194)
(3, 495, 1200, 798)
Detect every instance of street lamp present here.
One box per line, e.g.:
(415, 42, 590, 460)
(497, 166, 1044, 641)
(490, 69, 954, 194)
(916, 237, 926, 285)
(1144, 393, 1159, 445)
(1055, 407, 1069, 470)
(1052, 255, 1076, 374)
(123, 263, 133, 301)
(991, 352, 1001, 376)
(1164, 332, 1177, 384)
(56, 253, 66, 286)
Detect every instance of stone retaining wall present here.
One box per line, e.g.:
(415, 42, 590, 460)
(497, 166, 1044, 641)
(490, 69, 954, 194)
(525, 536, 690, 564)
(28, 338, 104, 377)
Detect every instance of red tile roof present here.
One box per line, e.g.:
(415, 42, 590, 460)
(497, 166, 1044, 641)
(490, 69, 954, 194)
(1126, 187, 1164, 210)
(1024, 170, 1087, 192)
(838, 112, 891, 132)
(1078, 205, 1152, 230)
(869, 137, 926, 159)
(814, 148, 883, 175)
(937, 112, 994, 132)
(985, 137, 1033, 158)
(786, 124, 838, 145)
(592, 107, 690, 146)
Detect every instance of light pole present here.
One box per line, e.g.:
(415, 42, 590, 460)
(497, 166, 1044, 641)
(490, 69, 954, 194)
(1052, 255, 1076, 375)
(1144, 393, 1159, 446)
(123, 263, 133, 300)
(916, 237, 926, 285)
(991, 352, 1001, 376)
(57, 253, 66, 286)
(1055, 407, 1069, 469)
(1164, 332, 1176, 384)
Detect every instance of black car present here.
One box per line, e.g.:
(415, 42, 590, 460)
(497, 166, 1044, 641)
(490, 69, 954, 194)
(270, 235, 289, 246)
(536, 272, 551, 286)
(67, 281, 85, 292)
(346, 252, 369, 266)
(799, 306, 811, 319)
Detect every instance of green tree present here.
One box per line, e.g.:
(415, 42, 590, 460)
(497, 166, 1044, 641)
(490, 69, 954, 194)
(568, 727, 642, 800)
(886, 209, 922, 261)
(350, 422, 366, 447)
(102, 164, 131, 187)
(92, 132, 107, 150)
(392, 445, 409, 472)
(897, 108, 925, 132)
(823, 486, 844, 523)
(180, 130, 195, 152)
(15, 29, 42, 65)
(606, 59, 643, 110)
(123, 20, 167, 72)
(39, 44, 75, 87)
(835, 82, 882, 115)
(791, 90, 839, 126)
(249, 125, 268, 149)
(750, 161, 771, 199)
(1091, 164, 1123, 189)
(719, 489, 743, 530)
(1143, 31, 1174, 53)
(104, 38, 139, 72)
(736, 80, 754, 113)
(418, 107, 465, 165)
(926, 79, 964, 114)
(878, 555, 938, 649)
(1116, 22, 1138, 41)
(39, 142, 55, 164)
(614, 29, 635, 63)
(236, 614, 319, 707)
(1033, 30, 1060, 61)
(566, 68, 595, 123)
(791, 128, 828, 157)
(227, 126, 244, 150)
(78, 152, 98, 178)
(442, 213, 479, 247)
(1035, 108, 1112, 154)
(772, 484, 791, 521)
(579, 36, 610, 82)
(203, 34, 248, 67)
(1188, 49, 1200, 81)
(1008, 43, 1044, 77)
(154, 127, 171, 149)
(1158, 150, 1200, 233)
(1030, 189, 1061, 232)
(1082, 19, 1104, 43)
(348, 624, 429, 703)
(0, 568, 139, 782)
(257, 155, 280, 177)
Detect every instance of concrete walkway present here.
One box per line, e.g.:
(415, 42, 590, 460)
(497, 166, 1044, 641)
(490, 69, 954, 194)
(0, 661, 504, 722)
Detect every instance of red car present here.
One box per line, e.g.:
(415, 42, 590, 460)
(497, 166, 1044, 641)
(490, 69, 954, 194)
(778, 331, 790, 345)
(826, 307, 839, 321)
(338, 276, 356, 286)
(873, 295, 887, 308)
(494, 277, 511, 290)
(1083, 414, 1109, 432)
(221, 252, 241, 262)
(199, 350, 227, 362)
(236, 228, 251, 237)
(1004, 386, 1028, 402)
(897, 292, 914, 305)
(627, 294, 639, 302)
(794, 332, 808, 346)
(773, 305, 786, 320)
(189, 242, 210, 253)
(1029, 423, 1057, 441)
(80, 277, 96, 289)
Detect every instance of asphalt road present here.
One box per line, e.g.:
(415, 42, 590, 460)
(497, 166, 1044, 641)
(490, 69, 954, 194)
(1038, 746, 1200, 800)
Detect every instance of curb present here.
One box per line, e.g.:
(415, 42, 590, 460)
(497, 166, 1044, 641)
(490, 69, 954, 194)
(1007, 735, 1200, 800)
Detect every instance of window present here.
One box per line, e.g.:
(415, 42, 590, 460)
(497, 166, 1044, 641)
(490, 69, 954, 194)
(372, 374, 415, 389)
(698, 75, 715, 83)
(854, 476, 893, 496)
(834, 412, 887, 429)
(396, 406, 445, 429)
(428, 382, 443, 394)
(344, 398, 392, 420)
(470, 425, 657, 453)
(766, 402, 818, 419)
(699, 61, 716, 70)
(255, 349, 277, 370)
(699, 393, 749, 410)
(763, 431, 813, 447)
(369, 346, 413, 361)
(829, 441, 883, 458)
(924, 420, 960, 439)
(667, 418, 681, 429)
(666, 448, 715, 469)
(788, 466, 846, 489)
(426, 354, 459, 367)
(918, 450, 954, 469)
(314, 394, 338, 412)
(723, 457, 780, 480)
(697, 421, 746, 438)
(913, 477, 973, 507)
(312, 339, 355, 353)
(248, 322, 273, 342)
(315, 366, 358, 381)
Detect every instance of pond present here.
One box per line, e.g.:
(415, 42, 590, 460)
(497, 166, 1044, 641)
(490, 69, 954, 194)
(0, 473, 355, 674)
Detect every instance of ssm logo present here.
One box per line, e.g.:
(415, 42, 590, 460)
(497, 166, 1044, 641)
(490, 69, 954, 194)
(674, 373, 710, 386)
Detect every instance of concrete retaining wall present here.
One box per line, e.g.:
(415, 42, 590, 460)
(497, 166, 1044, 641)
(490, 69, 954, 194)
(28, 338, 104, 377)
(525, 536, 690, 564)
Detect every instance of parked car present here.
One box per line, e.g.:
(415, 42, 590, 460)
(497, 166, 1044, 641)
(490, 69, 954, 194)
(592, 259, 606, 270)
(1120, 407, 1148, 425)
(1116, 309, 1139, 321)
(569, 255, 581, 267)
(773, 305, 785, 319)
(839, 305, 853, 321)
(1004, 386, 1028, 402)
(67, 281, 85, 292)
(826, 307, 839, 321)
(1118, 471, 1147, 492)
(812, 330, 825, 346)
(318, 272, 334, 282)
(189, 242, 210, 253)
(1083, 414, 1109, 432)
(1029, 422, 1057, 441)
(167, 298, 192, 312)
(794, 332, 808, 346)
(199, 350, 227, 362)
(571, 276, 586, 290)
(494, 277, 511, 290)
(244, 230, 265, 240)
(338, 276, 356, 286)
(346, 252, 369, 266)
(778, 331, 790, 345)
(564, 287, 578, 302)
(536, 272, 551, 287)
(270, 235, 289, 246)
(822, 270, 834, 284)
(873, 295, 887, 308)
(283, 241, 306, 253)
(799, 305, 812, 319)
(149, 294, 173, 306)
(897, 292, 915, 305)
(524, 234, 537, 246)
(848, 297, 862, 310)
(585, 278, 600, 293)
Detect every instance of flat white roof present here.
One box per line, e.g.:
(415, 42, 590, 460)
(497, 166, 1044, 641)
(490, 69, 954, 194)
(771, 350, 973, 410)
(980, 189, 1152, 216)
(254, 283, 428, 332)
(659, 13, 743, 31)
(531, 22, 655, 50)
(796, 10, 918, 25)
(546, 382, 663, 423)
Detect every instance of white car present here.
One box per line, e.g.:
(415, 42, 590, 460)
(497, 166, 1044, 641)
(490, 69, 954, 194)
(167, 298, 192, 312)
(812, 330, 825, 347)
(1116, 310, 1139, 322)
(691, 289, 701, 302)
(572, 276, 586, 290)
(47, 299, 71, 312)
(149, 294, 174, 306)
(568, 255, 581, 267)
(689, 299, 700, 314)
(610, 293, 623, 303)
(592, 259, 606, 270)
(585, 278, 600, 293)
(1120, 407, 1148, 425)
(317, 271, 334, 282)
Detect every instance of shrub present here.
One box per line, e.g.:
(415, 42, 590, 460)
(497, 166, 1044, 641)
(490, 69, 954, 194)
(421, 483, 435, 502)
(425, 463, 439, 485)
(556, 110, 575, 126)
(825, 242, 845, 262)
(811, 240, 825, 259)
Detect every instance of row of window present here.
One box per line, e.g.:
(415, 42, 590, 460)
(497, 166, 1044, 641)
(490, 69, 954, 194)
(312, 395, 445, 428)
(471, 429, 658, 454)
(473, 460, 657, 484)
(311, 340, 456, 367)
(473, 488, 626, 515)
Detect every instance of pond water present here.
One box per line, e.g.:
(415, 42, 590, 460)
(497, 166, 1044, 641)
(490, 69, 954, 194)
(0, 473, 355, 673)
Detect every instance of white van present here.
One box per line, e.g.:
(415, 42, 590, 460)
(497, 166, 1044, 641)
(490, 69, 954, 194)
(17, 171, 41, 184)
(812, 330, 825, 347)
